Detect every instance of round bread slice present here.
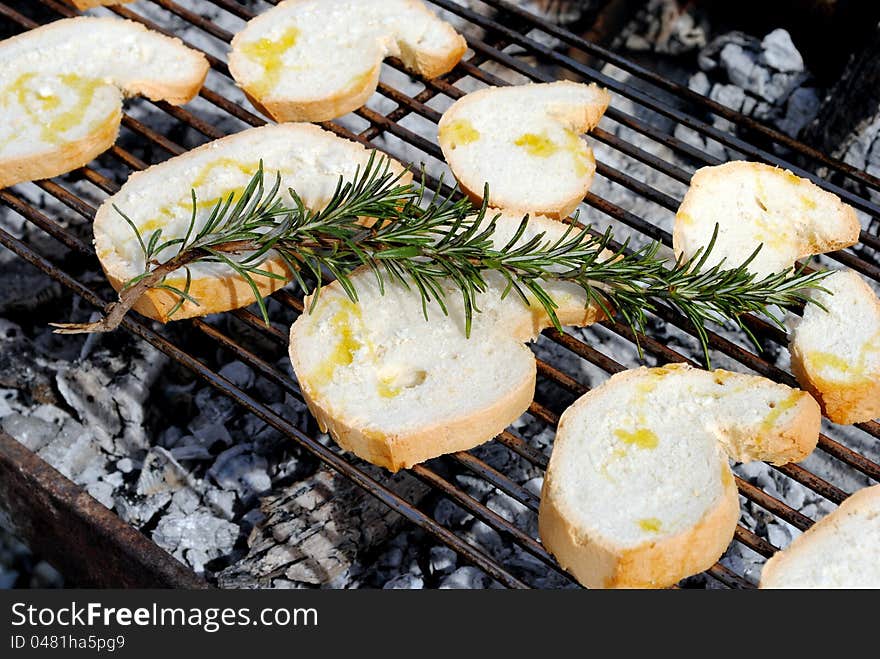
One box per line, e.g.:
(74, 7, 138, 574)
(0, 17, 209, 188)
(789, 270, 880, 424)
(94, 123, 410, 323)
(437, 81, 611, 220)
(288, 212, 605, 472)
(673, 162, 860, 276)
(540, 363, 821, 589)
(229, 0, 466, 123)
(760, 484, 880, 588)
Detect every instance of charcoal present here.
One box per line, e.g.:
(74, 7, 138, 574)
(137, 447, 193, 496)
(767, 522, 793, 549)
(1, 414, 57, 452)
(486, 492, 535, 534)
(439, 566, 493, 590)
(760, 29, 804, 73)
(428, 546, 457, 576)
(382, 574, 424, 590)
(218, 361, 255, 390)
(433, 498, 473, 528)
(217, 467, 427, 588)
(152, 509, 239, 575)
(207, 444, 271, 501)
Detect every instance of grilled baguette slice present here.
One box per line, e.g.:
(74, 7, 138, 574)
(438, 82, 611, 220)
(673, 162, 859, 276)
(540, 363, 820, 589)
(760, 484, 880, 588)
(70, 0, 132, 8)
(229, 0, 466, 122)
(94, 123, 410, 323)
(789, 270, 880, 424)
(288, 213, 604, 471)
(0, 17, 208, 188)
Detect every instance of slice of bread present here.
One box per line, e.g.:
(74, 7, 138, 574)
(93, 123, 410, 323)
(673, 162, 860, 276)
(0, 17, 208, 188)
(438, 82, 611, 220)
(789, 270, 880, 424)
(288, 212, 605, 472)
(539, 363, 821, 589)
(229, 0, 466, 123)
(760, 484, 880, 588)
(70, 0, 132, 9)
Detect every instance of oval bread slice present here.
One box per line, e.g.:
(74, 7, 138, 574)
(94, 123, 410, 323)
(229, 0, 466, 123)
(760, 484, 880, 588)
(288, 213, 605, 472)
(0, 17, 209, 188)
(540, 363, 820, 589)
(673, 162, 860, 276)
(438, 81, 611, 220)
(789, 270, 880, 424)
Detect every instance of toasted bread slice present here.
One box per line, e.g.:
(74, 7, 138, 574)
(540, 363, 820, 588)
(288, 212, 605, 471)
(0, 17, 208, 188)
(789, 270, 880, 424)
(229, 0, 466, 122)
(673, 162, 860, 276)
(93, 123, 410, 323)
(438, 82, 611, 220)
(760, 484, 880, 588)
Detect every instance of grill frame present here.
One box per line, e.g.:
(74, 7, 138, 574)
(0, 0, 877, 590)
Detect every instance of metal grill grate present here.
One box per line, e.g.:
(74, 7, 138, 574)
(1, 0, 878, 589)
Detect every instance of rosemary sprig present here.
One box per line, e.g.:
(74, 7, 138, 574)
(51, 153, 830, 362)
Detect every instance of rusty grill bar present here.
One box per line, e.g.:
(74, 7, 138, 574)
(0, 0, 878, 589)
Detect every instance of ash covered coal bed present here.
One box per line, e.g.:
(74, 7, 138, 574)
(1, 0, 878, 589)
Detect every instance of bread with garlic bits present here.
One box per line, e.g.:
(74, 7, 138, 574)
(288, 212, 605, 471)
(0, 17, 208, 188)
(539, 363, 820, 589)
(673, 162, 859, 276)
(760, 484, 880, 588)
(93, 123, 409, 323)
(229, 0, 466, 123)
(789, 270, 880, 424)
(438, 81, 611, 220)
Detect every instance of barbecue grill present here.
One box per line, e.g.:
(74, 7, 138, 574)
(0, 0, 878, 590)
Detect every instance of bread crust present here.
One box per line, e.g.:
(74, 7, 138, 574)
(438, 81, 609, 220)
(102, 256, 292, 324)
(229, 0, 466, 123)
(759, 484, 880, 588)
(70, 0, 133, 9)
(0, 17, 208, 187)
(540, 462, 740, 588)
(788, 274, 880, 425)
(291, 340, 537, 472)
(790, 345, 880, 425)
(0, 105, 121, 189)
(235, 64, 382, 124)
